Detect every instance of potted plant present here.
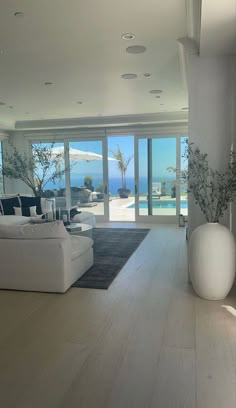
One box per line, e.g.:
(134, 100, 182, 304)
(110, 145, 133, 198)
(84, 175, 94, 192)
(161, 181, 167, 196)
(186, 142, 236, 300)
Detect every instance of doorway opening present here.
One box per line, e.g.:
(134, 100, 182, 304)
(108, 135, 135, 222)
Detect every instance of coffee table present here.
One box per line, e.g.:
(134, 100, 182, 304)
(66, 223, 93, 239)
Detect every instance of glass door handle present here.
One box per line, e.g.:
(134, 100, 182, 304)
(104, 185, 108, 194)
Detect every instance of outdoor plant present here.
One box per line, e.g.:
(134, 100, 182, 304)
(1, 142, 66, 197)
(110, 145, 133, 193)
(184, 142, 236, 223)
(84, 175, 94, 190)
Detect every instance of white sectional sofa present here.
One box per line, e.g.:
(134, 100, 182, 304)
(0, 221, 93, 293)
(0, 195, 96, 227)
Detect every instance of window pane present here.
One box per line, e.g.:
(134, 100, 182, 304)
(69, 140, 104, 216)
(32, 142, 65, 201)
(108, 135, 134, 221)
(152, 138, 177, 216)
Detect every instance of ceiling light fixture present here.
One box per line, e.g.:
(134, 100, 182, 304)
(121, 33, 135, 41)
(76, 101, 83, 104)
(143, 73, 151, 77)
(155, 96, 160, 98)
(121, 73, 137, 79)
(44, 82, 53, 86)
(14, 11, 24, 18)
(149, 89, 163, 94)
(126, 45, 146, 54)
(8, 106, 14, 109)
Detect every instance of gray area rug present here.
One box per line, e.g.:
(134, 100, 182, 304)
(72, 227, 150, 289)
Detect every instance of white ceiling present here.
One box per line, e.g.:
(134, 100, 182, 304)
(0, 0, 188, 130)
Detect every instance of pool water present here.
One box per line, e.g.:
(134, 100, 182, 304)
(128, 200, 188, 209)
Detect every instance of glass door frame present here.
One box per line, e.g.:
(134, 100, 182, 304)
(134, 133, 186, 224)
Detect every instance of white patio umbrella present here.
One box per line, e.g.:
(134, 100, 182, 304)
(50, 146, 118, 203)
(51, 146, 117, 162)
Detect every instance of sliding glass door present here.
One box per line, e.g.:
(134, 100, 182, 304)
(135, 135, 188, 222)
(107, 135, 135, 222)
(30, 132, 187, 224)
(67, 139, 108, 221)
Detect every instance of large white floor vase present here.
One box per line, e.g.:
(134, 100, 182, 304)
(189, 223, 236, 300)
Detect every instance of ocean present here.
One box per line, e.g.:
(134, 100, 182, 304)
(46, 175, 186, 195)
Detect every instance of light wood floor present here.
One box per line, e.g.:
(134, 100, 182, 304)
(1, 224, 236, 408)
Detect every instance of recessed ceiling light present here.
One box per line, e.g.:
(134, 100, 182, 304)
(0, 102, 6, 106)
(14, 11, 24, 18)
(121, 33, 135, 41)
(160, 103, 164, 106)
(76, 101, 83, 104)
(155, 96, 160, 99)
(8, 106, 14, 109)
(121, 73, 137, 79)
(126, 45, 146, 54)
(181, 107, 188, 110)
(44, 82, 53, 86)
(143, 73, 151, 77)
(149, 89, 163, 94)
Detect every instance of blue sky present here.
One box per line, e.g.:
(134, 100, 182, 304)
(69, 135, 187, 179)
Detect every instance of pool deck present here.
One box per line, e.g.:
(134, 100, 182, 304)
(78, 195, 188, 221)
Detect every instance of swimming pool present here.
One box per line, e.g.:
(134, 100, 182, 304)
(128, 200, 188, 209)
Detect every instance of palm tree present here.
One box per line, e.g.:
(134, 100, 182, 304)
(110, 145, 133, 197)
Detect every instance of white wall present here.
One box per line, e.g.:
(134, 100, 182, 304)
(188, 53, 236, 236)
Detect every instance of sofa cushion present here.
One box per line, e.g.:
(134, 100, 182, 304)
(0, 220, 69, 239)
(14, 206, 38, 217)
(0, 196, 21, 215)
(0, 215, 30, 226)
(19, 196, 42, 215)
(70, 235, 94, 260)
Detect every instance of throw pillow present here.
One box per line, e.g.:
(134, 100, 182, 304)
(13, 207, 22, 216)
(14, 206, 38, 217)
(19, 196, 42, 215)
(0, 196, 21, 215)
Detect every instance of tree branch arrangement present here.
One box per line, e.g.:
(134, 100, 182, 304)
(184, 142, 236, 222)
(1, 142, 67, 197)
